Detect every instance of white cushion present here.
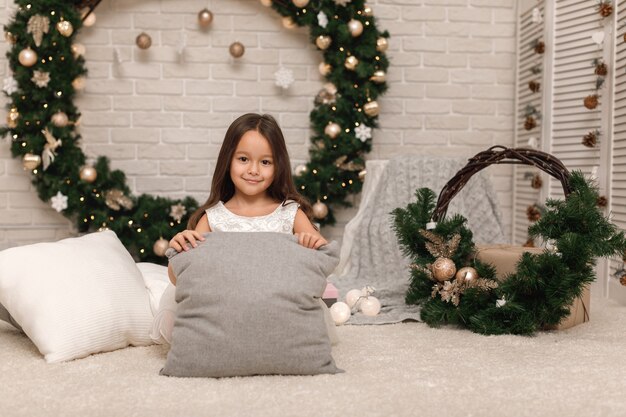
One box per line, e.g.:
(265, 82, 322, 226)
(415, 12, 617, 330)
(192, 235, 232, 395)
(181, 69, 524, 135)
(136, 262, 170, 315)
(0, 230, 153, 363)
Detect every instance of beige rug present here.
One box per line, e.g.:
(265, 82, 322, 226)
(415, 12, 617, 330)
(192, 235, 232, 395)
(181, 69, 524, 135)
(1, 296, 625, 417)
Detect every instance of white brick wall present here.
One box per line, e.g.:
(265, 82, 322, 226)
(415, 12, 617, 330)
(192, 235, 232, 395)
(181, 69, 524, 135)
(0, 0, 517, 249)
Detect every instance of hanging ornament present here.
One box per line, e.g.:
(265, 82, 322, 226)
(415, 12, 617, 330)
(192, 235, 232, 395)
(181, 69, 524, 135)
(363, 5, 374, 17)
(597, 1, 613, 17)
(531, 7, 543, 24)
(274, 66, 295, 89)
(56, 20, 74, 37)
(292, 0, 310, 7)
(318, 62, 331, 76)
(533, 40, 545, 54)
(260, 0, 272, 6)
(315, 84, 337, 105)
(530, 173, 543, 189)
(229, 42, 245, 58)
(71, 43, 86, 57)
(317, 11, 328, 28)
(79, 165, 98, 183)
(22, 153, 41, 170)
(584, 94, 599, 110)
(73, 77, 86, 90)
(334, 0, 352, 6)
(597, 196, 608, 208)
(344, 55, 359, 70)
(455, 267, 478, 283)
(334, 155, 364, 172)
(105, 189, 134, 211)
(282, 16, 296, 29)
(329, 302, 351, 325)
(4, 31, 16, 44)
(495, 297, 507, 308)
(527, 136, 539, 148)
(348, 19, 364, 37)
(370, 70, 386, 83)
(431, 257, 456, 282)
(153, 238, 170, 257)
(83, 11, 97, 27)
(18, 47, 38, 67)
(50, 191, 68, 212)
(376, 37, 388, 52)
(359, 296, 381, 316)
(358, 169, 367, 181)
(324, 122, 341, 139)
(170, 203, 187, 222)
(312, 200, 329, 219)
(526, 205, 541, 222)
(524, 116, 537, 130)
(197, 8, 213, 28)
(528, 80, 540, 93)
(294, 164, 308, 176)
(595, 61, 608, 76)
(42, 128, 62, 171)
(31, 70, 51, 88)
(592, 31, 605, 46)
(354, 124, 372, 142)
(582, 130, 599, 148)
(7, 107, 19, 128)
(27, 15, 50, 47)
(363, 101, 380, 117)
(136, 32, 152, 50)
(51, 111, 69, 127)
(3, 76, 18, 95)
(315, 35, 332, 50)
(345, 289, 364, 309)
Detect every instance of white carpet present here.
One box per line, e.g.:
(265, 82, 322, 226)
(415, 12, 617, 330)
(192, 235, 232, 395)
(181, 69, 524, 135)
(1, 295, 625, 417)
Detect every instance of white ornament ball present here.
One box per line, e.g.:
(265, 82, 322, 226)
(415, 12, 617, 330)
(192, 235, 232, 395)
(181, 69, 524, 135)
(282, 16, 296, 29)
(345, 289, 364, 309)
(79, 165, 98, 183)
(294, 164, 308, 176)
(312, 201, 329, 219)
(153, 238, 170, 257)
(324, 122, 341, 139)
(348, 19, 364, 37)
(72, 77, 86, 90)
(56, 20, 74, 37)
(51, 111, 69, 127)
(359, 296, 381, 316)
(83, 12, 97, 27)
(329, 302, 351, 325)
(71, 43, 86, 57)
(18, 47, 38, 67)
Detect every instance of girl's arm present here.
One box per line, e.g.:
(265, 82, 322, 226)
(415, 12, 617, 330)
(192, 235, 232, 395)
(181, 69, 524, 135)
(293, 209, 328, 249)
(168, 213, 212, 285)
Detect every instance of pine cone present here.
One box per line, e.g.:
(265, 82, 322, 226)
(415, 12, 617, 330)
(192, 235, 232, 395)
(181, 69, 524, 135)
(530, 173, 543, 189)
(582, 131, 597, 147)
(534, 41, 545, 54)
(597, 196, 608, 207)
(528, 80, 540, 93)
(523, 238, 535, 248)
(526, 205, 541, 222)
(598, 3, 613, 17)
(595, 62, 608, 76)
(524, 116, 537, 131)
(620, 272, 626, 286)
(584, 94, 599, 110)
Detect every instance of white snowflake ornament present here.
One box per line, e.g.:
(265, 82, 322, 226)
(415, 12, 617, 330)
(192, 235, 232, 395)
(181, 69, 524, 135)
(50, 191, 68, 212)
(334, 0, 352, 6)
(31, 70, 50, 88)
(274, 66, 294, 89)
(532, 7, 543, 24)
(3, 76, 18, 95)
(317, 11, 328, 28)
(170, 203, 187, 222)
(354, 124, 372, 142)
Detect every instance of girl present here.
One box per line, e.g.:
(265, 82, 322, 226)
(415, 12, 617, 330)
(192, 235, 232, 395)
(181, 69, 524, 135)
(151, 113, 334, 345)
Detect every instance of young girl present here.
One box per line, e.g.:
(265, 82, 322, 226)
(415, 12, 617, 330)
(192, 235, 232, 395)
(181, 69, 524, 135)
(151, 113, 334, 345)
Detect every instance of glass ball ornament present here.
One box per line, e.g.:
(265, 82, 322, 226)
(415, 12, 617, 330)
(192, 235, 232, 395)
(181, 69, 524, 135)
(348, 19, 364, 37)
(83, 12, 96, 27)
(22, 153, 41, 170)
(72, 77, 86, 90)
(293, 0, 310, 6)
(329, 302, 351, 325)
(359, 296, 381, 316)
(315, 35, 332, 50)
(376, 37, 389, 52)
(282, 16, 296, 29)
(363, 5, 374, 16)
(370, 70, 386, 83)
(345, 289, 364, 309)
(294, 164, 308, 176)
(312, 200, 329, 219)
(153, 238, 170, 257)
(229, 41, 245, 58)
(344, 55, 359, 71)
(363, 101, 380, 117)
(51, 111, 69, 128)
(324, 122, 341, 139)
(455, 267, 478, 283)
(71, 43, 86, 57)
(18, 47, 38, 67)
(319, 62, 331, 76)
(197, 8, 213, 28)
(56, 20, 74, 37)
(136, 32, 152, 50)
(432, 257, 457, 282)
(79, 166, 98, 183)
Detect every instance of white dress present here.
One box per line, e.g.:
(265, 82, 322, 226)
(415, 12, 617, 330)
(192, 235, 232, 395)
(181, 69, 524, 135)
(150, 200, 338, 345)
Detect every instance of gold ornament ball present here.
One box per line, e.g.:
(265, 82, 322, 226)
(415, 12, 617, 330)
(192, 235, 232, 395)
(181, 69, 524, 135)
(432, 257, 457, 282)
(71, 43, 86, 57)
(56, 20, 74, 37)
(229, 42, 245, 58)
(344, 55, 359, 71)
(294, 164, 308, 176)
(136, 32, 152, 50)
(312, 201, 329, 219)
(83, 12, 97, 27)
(198, 8, 213, 28)
(293, 0, 310, 6)
(348, 19, 364, 37)
(455, 267, 478, 283)
(362, 5, 374, 16)
(370, 70, 386, 83)
(363, 101, 380, 117)
(260, 0, 273, 6)
(376, 37, 389, 52)
(18, 47, 38, 67)
(72, 77, 86, 90)
(324, 122, 341, 139)
(282, 16, 296, 29)
(5, 31, 16, 44)
(315, 35, 332, 50)
(79, 165, 98, 183)
(153, 238, 170, 257)
(22, 153, 41, 170)
(51, 111, 69, 128)
(319, 61, 331, 76)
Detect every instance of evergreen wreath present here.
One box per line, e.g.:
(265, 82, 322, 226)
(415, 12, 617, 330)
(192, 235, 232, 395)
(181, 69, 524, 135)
(0, 0, 389, 262)
(392, 147, 626, 335)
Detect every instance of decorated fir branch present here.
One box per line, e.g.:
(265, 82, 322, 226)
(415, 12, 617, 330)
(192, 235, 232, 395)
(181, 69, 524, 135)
(1, 0, 390, 261)
(392, 171, 626, 335)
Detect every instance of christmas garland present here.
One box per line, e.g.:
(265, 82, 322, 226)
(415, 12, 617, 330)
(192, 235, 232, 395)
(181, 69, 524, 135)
(392, 148, 626, 335)
(1, 0, 389, 262)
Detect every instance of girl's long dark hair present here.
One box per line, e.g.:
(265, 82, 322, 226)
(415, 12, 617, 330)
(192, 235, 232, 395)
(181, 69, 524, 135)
(187, 113, 314, 229)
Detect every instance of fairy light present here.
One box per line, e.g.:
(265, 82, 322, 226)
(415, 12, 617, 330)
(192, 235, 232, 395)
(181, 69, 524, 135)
(83, 218, 88, 223)
(312, 169, 318, 174)
(301, 185, 306, 190)
(140, 249, 145, 254)
(33, 169, 38, 174)
(56, 91, 63, 97)
(21, 142, 26, 147)
(128, 220, 133, 225)
(90, 215, 95, 220)
(79, 196, 85, 202)
(43, 103, 48, 108)
(170, 222, 175, 227)
(341, 182, 346, 187)
(323, 195, 328, 200)
(137, 228, 142, 233)
(349, 180, 353, 184)
(339, 47, 344, 52)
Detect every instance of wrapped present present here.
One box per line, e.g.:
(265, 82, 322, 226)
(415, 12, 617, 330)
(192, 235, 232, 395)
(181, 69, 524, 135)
(323, 282, 338, 307)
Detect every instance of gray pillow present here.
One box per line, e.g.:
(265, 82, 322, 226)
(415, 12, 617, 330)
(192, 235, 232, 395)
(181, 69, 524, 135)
(160, 232, 342, 378)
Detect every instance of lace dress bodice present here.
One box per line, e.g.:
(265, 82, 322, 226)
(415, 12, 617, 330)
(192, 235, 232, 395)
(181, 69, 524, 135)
(206, 200, 298, 234)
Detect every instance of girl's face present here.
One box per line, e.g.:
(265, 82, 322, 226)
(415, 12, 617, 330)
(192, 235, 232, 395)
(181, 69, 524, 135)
(229, 130, 275, 199)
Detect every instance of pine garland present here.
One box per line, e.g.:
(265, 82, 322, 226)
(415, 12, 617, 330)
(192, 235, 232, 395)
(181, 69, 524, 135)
(392, 172, 626, 335)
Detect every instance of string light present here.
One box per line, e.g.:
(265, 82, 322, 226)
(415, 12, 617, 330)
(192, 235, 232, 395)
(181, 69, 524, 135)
(79, 196, 85, 202)
(128, 220, 133, 225)
(140, 249, 145, 254)
(90, 215, 95, 220)
(137, 228, 142, 233)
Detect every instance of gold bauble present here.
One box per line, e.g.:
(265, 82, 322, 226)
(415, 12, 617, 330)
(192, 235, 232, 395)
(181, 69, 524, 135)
(312, 201, 329, 219)
(56, 20, 74, 37)
(319, 62, 331, 76)
(260, 0, 273, 6)
(362, 5, 373, 16)
(22, 153, 41, 170)
(432, 257, 456, 282)
(294, 164, 308, 176)
(376, 37, 389, 52)
(358, 169, 367, 181)
(5, 31, 16, 44)
(136, 32, 152, 50)
(282, 16, 296, 29)
(83, 12, 97, 27)
(370, 70, 386, 83)
(324, 122, 341, 139)
(315, 35, 332, 50)
(198, 8, 213, 28)
(344, 55, 359, 71)
(71, 43, 86, 57)
(363, 101, 380, 117)
(18, 47, 38, 67)
(348, 19, 364, 37)
(455, 267, 478, 283)
(51, 111, 69, 128)
(72, 77, 86, 90)
(7, 108, 19, 128)
(79, 165, 98, 183)
(229, 41, 245, 58)
(153, 238, 170, 257)
(293, 0, 310, 6)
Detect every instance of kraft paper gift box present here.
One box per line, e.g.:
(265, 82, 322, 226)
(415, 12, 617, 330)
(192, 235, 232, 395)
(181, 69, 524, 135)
(475, 244, 590, 330)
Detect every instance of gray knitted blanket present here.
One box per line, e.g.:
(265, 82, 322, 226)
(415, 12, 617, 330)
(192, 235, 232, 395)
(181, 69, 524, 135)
(331, 155, 508, 324)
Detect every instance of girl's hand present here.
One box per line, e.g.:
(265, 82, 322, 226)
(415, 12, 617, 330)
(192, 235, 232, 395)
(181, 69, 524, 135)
(295, 232, 328, 249)
(169, 230, 205, 252)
